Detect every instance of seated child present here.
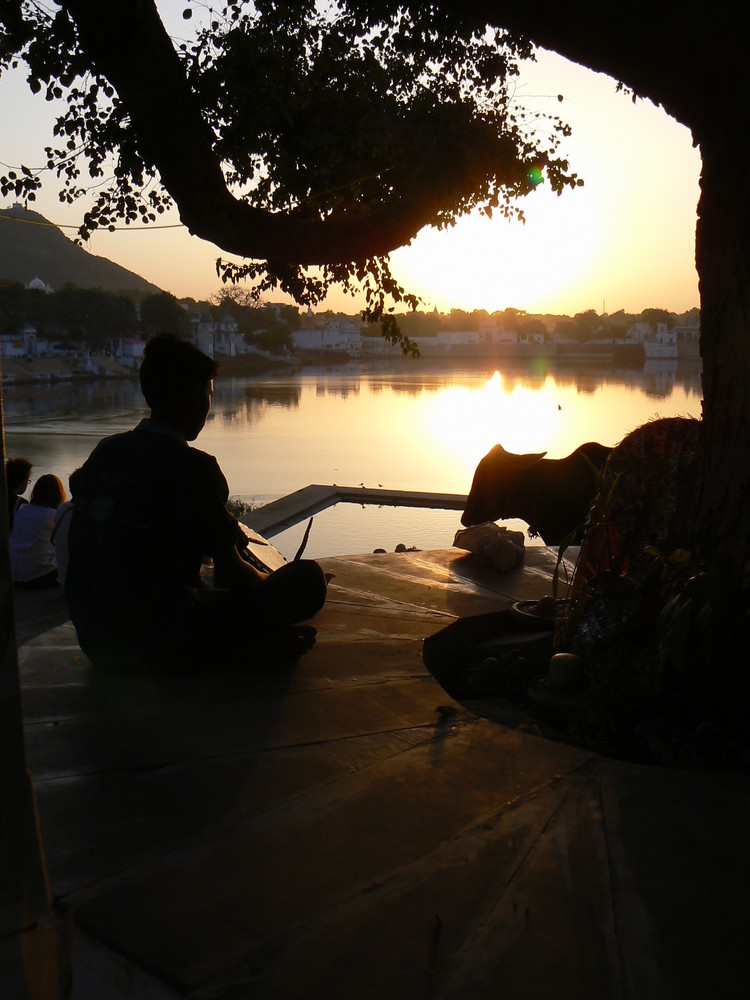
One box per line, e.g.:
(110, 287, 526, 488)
(10, 473, 66, 587)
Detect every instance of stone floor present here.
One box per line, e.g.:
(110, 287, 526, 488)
(15, 547, 750, 999)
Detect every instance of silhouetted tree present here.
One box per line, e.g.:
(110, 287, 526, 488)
(0, 283, 137, 346)
(553, 319, 578, 340)
(49, 287, 137, 347)
(497, 307, 524, 329)
(640, 308, 673, 329)
(517, 317, 547, 337)
(571, 309, 598, 340)
(140, 291, 191, 337)
(0, 282, 28, 331)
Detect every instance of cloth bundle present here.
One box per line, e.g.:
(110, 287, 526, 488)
(453, 522, 525, 572)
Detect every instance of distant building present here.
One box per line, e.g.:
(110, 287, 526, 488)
(113, 337, 147, 368)
(627, 322, 651, 343)
(213, 318, 244, 357)
(0, 334, 26, 359)
(26, 276, 53, 293)
(673, 323, 700, 345)
(435, 329, 481, 346)
(292, 319, 362, 352)
(627, 321, 673, 344)
(191, 314, 245, 357)
(195, 329, 214, 358)
(405, 326, 553, 358)
(0, 324, 45, 358)
(491, 329, 519, 345)
(652, 323, 674, 346)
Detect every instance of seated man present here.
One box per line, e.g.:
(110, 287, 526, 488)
(66, 334, 327, 669)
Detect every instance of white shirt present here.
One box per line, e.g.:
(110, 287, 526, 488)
(10, 503, 58, 583)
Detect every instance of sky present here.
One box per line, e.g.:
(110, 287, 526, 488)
(0, 7, 702, 317)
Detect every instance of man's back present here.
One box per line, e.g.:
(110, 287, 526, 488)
(66, 334, 326, 669)
(66, 418, 238, 664)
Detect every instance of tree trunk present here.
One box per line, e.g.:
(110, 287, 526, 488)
(0, 397, 72, 996)
(695, 126, 750, 576)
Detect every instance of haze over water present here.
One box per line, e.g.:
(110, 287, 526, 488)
(3, 359, 702, 560)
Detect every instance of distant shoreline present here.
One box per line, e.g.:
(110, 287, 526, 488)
(0, 351, 303, 386)
(1, 349, 386, 386)
(2, 342, 703, 388)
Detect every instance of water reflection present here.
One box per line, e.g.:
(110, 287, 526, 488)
(313, 380, 361, 400)
(3, 359, 703, 556)
(2, 378, 143, 425)
(206, 381, 304, 426)
(242, 383, 302, 408)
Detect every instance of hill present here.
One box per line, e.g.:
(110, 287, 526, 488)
(0, 203, 162, 295)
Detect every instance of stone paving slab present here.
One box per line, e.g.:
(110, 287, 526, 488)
(17, 547, 750, 999)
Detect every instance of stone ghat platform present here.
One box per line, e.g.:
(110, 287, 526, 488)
(15, 547, 750, 999)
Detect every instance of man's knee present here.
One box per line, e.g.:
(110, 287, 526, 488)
(290, 558, 327, 614)
(270, 558, 327, 620)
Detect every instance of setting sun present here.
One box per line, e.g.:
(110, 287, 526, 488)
(387, 51, 700, 316)
(390, 186, 598, 315)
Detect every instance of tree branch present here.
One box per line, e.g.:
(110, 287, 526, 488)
(456, 1, 741, 135)
(60, 0, 741, 266)
(59, 0, 520, 264)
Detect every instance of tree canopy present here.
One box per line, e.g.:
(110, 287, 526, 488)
(0, 0, 581, 342)
(139, 290, 191, 337)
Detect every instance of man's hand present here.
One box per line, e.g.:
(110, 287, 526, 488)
(213, 544, 268, 590)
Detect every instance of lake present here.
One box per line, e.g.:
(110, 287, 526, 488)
(2, 357, 703, 560)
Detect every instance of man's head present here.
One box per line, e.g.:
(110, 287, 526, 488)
(68, 467, 83, 499)
(5, 457, 33, 497)
(139, 335, 218, 440)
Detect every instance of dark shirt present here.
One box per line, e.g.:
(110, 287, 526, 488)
(7, 494, 28, 532)
(66, 419, 239, 663)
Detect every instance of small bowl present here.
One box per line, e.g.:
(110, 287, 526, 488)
(511, 598, 570, 628)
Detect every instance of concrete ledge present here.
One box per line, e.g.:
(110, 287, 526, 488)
(245, 484, 468, 537)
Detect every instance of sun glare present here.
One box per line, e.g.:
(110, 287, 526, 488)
(423, 370, 566, 481)
(391, 187, 597, 313)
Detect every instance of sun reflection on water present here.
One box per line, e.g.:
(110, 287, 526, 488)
(423, 369, 578, 484)
(4, 362, 703, 557)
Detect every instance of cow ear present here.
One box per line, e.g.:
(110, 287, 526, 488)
(484, 445, 546, 469)
(517, 450, 547, 469)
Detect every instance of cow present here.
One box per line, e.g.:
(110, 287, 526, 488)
(461, 441, 612, 545)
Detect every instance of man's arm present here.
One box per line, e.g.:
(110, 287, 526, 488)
(212, 542, 269, 591)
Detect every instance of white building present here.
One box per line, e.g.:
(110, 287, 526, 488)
(292, 319, 362, 352)
(0, 325, 46, 358)
(673, 323, 700, 344)
(26, 276, 53, 294)
(192, 315, 245, 357)
(492, 330, 519, 345)
(436, 329, 481, 346)
(113, 338, 147, 368)
(652, 323, 676, 346)
(0, 334, 26, 358)
(627, 321, 673, 345)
